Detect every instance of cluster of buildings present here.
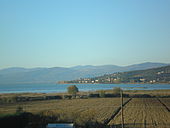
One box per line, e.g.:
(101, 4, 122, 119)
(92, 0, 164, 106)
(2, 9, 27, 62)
(59, 70, 170, 84)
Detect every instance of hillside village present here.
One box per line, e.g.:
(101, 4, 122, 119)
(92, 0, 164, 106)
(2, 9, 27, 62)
(60, 65, 170, 84)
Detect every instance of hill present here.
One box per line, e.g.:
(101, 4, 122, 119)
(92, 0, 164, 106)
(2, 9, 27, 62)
(0, 62, 168, 84)
(64, 65, 170, 84)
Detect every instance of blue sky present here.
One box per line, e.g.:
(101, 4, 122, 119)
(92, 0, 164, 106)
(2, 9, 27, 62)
(0, 0, 170, 69)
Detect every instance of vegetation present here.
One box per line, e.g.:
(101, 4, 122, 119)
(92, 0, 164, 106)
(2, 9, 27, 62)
(67, 85, 79, 97)
(159, 98, 170, 110)
(99, 90, 105, 98)
(0, 97, 130, 127)
(1, 90, 170, 127)
(1, 97, 170, 128)
(113, 87, 122, 95)
(0, 89, 170, 104)
(108, 98, 170, 127)
(63, 65, 170, 84)
(16, 106, 24, 114)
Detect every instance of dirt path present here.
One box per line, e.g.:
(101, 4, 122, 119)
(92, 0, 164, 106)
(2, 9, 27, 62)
(104, 98, 132, 125)
(157, 98, 170, 112)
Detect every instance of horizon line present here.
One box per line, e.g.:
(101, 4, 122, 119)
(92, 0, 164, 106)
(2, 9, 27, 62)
(0, 61, 169, 70)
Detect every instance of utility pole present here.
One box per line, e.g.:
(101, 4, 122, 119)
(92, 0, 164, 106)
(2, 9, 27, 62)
(121, 89, 124, 128)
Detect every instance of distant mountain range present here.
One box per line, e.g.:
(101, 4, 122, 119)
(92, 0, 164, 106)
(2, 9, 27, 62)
(0, 62, 169, 84)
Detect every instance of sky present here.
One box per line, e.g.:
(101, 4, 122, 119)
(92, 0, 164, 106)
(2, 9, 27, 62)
(0, 0, 170, 69)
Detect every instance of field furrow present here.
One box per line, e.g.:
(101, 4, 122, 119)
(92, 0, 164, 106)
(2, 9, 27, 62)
(0, 98, 129, 123)
(108, 98, 170, 128)
(159, 98, 170, 111)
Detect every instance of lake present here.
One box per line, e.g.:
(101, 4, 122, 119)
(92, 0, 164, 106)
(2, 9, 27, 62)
(0, 83, 170, 94)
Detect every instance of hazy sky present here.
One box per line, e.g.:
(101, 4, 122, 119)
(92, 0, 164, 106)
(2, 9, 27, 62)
(0, 0, 170, 69)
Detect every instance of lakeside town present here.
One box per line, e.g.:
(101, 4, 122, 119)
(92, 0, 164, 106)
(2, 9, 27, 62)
(59, 65, 170, 84)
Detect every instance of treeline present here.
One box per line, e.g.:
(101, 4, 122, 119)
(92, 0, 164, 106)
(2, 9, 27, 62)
(0, 95, 62, 104)
(1, 91, 170, 104)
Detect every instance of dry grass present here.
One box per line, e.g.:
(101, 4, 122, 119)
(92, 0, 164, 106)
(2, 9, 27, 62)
(1, 90, 170, 127)
(108, 98, 170, 128)
(105, 89, 170, 95)
(159, 98, 170, 110)
(0, 98, 129, 123)
(1, 89, 170, 97)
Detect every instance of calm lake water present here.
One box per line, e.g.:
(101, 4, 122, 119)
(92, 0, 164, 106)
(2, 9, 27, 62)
(0, 83, 170, 94)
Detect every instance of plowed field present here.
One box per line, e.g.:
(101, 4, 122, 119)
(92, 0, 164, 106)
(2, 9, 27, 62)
(108, 98, 170, 128)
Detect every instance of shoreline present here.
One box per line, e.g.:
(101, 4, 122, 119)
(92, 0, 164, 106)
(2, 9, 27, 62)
(1, 88, 170, 95)
(0, 83, 170, 95)
(1, 89, 170, 96)
(58, 82, 170, 85)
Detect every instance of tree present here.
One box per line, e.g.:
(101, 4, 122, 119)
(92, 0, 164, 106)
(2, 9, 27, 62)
(67, 85, 79, 97)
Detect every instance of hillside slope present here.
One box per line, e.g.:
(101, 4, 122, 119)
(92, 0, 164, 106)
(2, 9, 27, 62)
(0, 62, 168, 84)
(64, 65, 170, 84)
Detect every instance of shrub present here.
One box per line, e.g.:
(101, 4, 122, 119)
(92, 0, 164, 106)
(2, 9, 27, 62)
(62, 95, 72, 99)
(99, 90, 105, 98)
(67, 85, 79, 97)
(75, 109, 97, 127)
(0, 112, 33, 128)
(132, 94, 153, 98)
(16, 106, 24, 114)
(88, 93, 99, 98)
(113, 87, 122, 96)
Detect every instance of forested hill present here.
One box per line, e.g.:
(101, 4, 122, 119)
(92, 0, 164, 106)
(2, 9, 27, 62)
(63, 65, 170, 84)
